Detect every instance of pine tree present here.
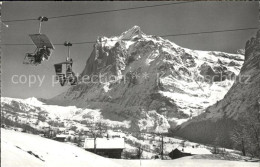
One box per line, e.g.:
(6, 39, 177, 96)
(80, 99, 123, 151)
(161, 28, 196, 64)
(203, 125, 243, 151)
(230, 108, 260, 158)
(230, 125, 248, 156)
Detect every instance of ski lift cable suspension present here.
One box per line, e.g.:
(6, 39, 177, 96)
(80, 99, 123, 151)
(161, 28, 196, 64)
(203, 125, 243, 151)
(3, 27, 258, 47)
(38, 16, 48, 34)
(64, 42, 72, 59)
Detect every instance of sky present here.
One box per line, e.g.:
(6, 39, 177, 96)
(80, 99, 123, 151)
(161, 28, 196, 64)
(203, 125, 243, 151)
(1, 1, 259, 99)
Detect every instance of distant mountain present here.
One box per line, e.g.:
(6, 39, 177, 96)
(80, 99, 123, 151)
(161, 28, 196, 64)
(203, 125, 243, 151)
(1, 97, 129, 131)
(175, 30, 260, 147)
(46, 25, 243, 132)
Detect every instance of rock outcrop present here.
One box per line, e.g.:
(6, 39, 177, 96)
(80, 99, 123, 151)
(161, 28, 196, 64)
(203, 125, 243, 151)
(175, 30, 260, 147)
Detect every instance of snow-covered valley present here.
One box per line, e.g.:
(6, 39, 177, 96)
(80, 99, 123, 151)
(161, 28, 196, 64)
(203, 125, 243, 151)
(2, 26, 259, 165)
(2, 96, 216, 159)
(2, 129, 259, 167)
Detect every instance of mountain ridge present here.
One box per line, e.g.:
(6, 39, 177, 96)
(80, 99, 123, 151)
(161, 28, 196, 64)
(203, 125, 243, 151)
(47, 25, 244, 131)
(174, 30, 260, 147)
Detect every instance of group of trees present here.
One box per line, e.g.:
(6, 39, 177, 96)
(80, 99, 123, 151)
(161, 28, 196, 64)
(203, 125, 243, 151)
(1, 116, 42, 134)
(229, 109, 260, 158)
(47, 120, 65, 127)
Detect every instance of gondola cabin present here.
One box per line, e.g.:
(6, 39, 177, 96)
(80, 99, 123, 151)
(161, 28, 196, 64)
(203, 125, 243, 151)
(23, 16, 54, 66)
(54, 59, 77, 86)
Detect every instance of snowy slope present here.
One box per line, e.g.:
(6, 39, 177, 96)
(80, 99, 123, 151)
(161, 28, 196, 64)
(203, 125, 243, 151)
(115, 158, 259, 167)
(2, 141, 44, 167)
(49, 25, 243, 132)
(2, 129, 259, 167)
(1, 128, 122, 167)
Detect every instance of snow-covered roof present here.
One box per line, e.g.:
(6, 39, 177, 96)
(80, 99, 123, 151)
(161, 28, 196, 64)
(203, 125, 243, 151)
(175, 147, 212, 155)
(56, 134, 67, 138)
(84, 138, 125, 149)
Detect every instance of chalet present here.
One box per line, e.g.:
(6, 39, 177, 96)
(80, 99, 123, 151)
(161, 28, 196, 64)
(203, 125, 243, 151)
(40, 123, 50, 132)
(168, 148, 192, 159)
(168, 147, 212, 159)
(84, 138, 125, 159)
(58, 127, 66, 133)
(29, 118, 38, 124)
(68, 130, 75, 136)
(54, 134, 67, 142)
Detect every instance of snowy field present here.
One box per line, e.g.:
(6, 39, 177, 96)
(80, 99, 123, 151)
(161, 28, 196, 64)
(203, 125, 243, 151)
(115, 158, 260, 167)
(2, 128, 259, 167)
(1, 128, 121, 167)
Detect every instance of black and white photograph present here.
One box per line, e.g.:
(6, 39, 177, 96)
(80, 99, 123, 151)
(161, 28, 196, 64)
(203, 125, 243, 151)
(1, 1, 260, 167)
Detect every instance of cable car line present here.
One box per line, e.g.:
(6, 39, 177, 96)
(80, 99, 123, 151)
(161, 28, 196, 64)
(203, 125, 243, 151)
(2, 18, 38, 23)
(160, 27, 259, 37)
(47, 1, 195, 20)
(2, 1, 195, 23)
(3, 27, 258, 46)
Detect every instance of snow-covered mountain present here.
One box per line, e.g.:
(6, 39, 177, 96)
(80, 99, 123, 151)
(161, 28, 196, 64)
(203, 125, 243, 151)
(45, 25, 244, 132)
(175, 30, 260, 147)
(1, 97, 129, 131)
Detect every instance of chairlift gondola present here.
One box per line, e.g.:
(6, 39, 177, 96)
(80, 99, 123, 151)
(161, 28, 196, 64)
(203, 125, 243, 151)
(54, 42, 78, 86)
(23, 16, 55, 65)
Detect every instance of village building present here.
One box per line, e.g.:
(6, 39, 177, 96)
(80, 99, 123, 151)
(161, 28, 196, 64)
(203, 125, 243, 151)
(54, 134, 67, 142)
(57, 127, 66, 133)
(68, 130, 75, 136)
(84, 138, 125, 159)
(168, 147, 212, 159)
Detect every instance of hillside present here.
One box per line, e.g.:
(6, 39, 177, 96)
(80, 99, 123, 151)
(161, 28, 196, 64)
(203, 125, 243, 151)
(2, 129, 259, 167)
(1, 128, 122, 167)
(1, 96, 214, 159)
(175, 30, 260, 147)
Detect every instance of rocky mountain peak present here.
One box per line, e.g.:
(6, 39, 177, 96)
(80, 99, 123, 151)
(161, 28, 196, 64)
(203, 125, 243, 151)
(120, 25, 144, 40)
(50, 26, 244, 132)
